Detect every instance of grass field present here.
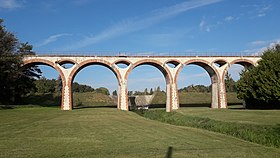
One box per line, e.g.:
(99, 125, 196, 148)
(1, 107, 280, 158)
(178, 107, 280, 125)
(151, 92, 242, 106)
(21, 92, 242, 108)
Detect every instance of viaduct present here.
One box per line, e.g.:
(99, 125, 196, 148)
(22, 55, 261, 112)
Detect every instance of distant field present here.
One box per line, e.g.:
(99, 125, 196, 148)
(178, 107, 280, 125)
(1, 107, 279, 158)
(21, 92, 242, 108)
(151, 92, 242, 106)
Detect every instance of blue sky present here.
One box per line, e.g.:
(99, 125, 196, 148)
(1, 0, 280, 93)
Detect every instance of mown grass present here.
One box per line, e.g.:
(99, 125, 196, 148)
(19, 92, 117, 108)
(151, 92, 242, 106)
(135, 109, 280, 148)
(1, 107, 280, 158)
(179, 107, 280, 125)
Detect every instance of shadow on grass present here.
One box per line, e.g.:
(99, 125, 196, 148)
(21, 93, 61, 107)
(165, 146, 173, 158)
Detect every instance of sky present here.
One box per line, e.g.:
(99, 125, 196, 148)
(1, 0, 280, 93)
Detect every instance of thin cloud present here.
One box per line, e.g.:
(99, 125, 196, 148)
(244, 39, 280, 55)
(65, 0, 223, 50)
(0, 0, 22, 9)
(36, 33, 72, 47)
(199, 19, 211, 32)
(224, 16, 234, 21)
(250, 40, 268, 46)
(257, 5, 271, 17)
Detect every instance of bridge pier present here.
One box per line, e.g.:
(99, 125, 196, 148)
(61, 67, 73, 110)
(118, 81, 129, 111)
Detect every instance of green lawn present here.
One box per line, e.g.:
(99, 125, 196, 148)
(178, 107, 280, 125)
(1, 107, 280, 158)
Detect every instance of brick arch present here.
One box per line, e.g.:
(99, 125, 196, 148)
(222, 58, 256, 85)
(69, 59, 121, 84)
(56, 59, 77, 65)
(125, 59, 174, 112)
(164, 59, 182, 68)
(212, 59, 229, 67)
(222, 59, 256, 81)
(175, 59, 219, 84)
(112, 59, 132, 66)
(125, 59, 172, 84)
(68, 59, 122, 109)
(22, 58, 67, 109)
(230, 59, 255, 67)
(175, 59, 220, 108)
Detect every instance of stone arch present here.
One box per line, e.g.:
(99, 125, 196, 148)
(56, 59, 77, 65)
(175, 59, 219, 84)
(222, 59, 255, 82)
(230, 59, 255, 67)
(112, 59, 132, 66)
(125, 59, 173, 111)
(175, 59, 220, 108)
(68, 59, 122, 109)
(212, 59, 228, 67)
(125, 59, 172, 83)
(22, 59, 67, 109)
(164, 59, 182, 68)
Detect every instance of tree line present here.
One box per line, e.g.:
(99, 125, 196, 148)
(32, 77, 110, 95)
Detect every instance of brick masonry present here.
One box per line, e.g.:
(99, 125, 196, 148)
(22, 56, 261, 112)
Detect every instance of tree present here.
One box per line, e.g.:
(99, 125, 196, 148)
(95, 87, 110, 95)
(237, 44, 280, 109)
(0, 19, 40, 104)
(149, 88, 153, 95)
(144, 88, 148, 95)
(55, 76, 62, 93)
(112, 90, 117, 96)
(156, 86, 160, 92)
(225, 73, 237, 92)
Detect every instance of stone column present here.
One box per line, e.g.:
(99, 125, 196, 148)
(215, 64, 229, 109)
(118, 81, 128, 111)
(165, 64, 181, 112)
(170, 83, 179, 110)
(59, 66, 74, 110)
(211, 80, 219, 108)
(218, 79, 227, 108)
(61, 79, 72, 110)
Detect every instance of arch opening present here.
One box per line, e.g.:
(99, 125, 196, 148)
(56, 60, 76, 69)
(223, 60, 255, 109)
(20, 63, 63, 108)
(71, 62, 120, 109)
(214, 60, 227, 67)
(127, 65, 168, 110)
(176, 61, 218, 109)
(166, 60, 180, 68)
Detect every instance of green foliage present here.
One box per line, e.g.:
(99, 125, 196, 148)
(178, 84, 210, 93)
(225, 73, 237, 92)
(95, 87, 110, 95)
(149, 88, 153, 95)
(136, 109, 280, 148)
(35, 78, 57, 93)
(237, 44, 280, 109)
(72, 82, 94, 92)
(112, 90, 117, 96)
(0, 19, 40, 104)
